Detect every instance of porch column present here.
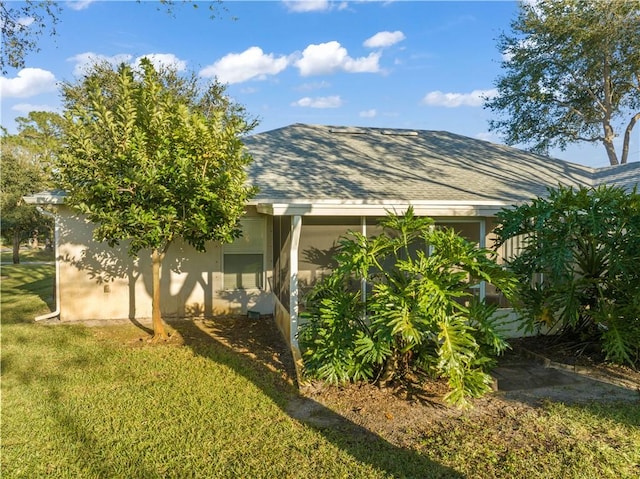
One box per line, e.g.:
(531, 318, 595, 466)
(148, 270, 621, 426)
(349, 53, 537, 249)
(289, 215, 302, 348)
(479, 218, 486, 301)
(361, 216, 367, 304)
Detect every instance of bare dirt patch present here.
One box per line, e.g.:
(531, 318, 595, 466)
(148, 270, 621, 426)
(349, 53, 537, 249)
(149, 315, 639, 447)
(511, 335, 640, 389)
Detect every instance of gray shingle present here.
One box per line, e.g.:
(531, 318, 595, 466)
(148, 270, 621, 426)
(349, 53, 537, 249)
(244, 124, 637, 205)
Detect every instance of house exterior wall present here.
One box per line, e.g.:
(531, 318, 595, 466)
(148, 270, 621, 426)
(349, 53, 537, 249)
(55, 206, 275, 322)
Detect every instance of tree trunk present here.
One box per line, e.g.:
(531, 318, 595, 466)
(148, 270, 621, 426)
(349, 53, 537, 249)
(151, 248, 168, 340)
(378, 353, 399, 387)
(12, 232, 20, 264)
(602, 124, 619, 166)
(621, 112, 639, 165)
(601, 56, 619, 166)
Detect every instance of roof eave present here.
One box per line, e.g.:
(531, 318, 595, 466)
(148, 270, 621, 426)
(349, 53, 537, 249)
(256, 199, 511, 217)
(22, 190, 67, 205)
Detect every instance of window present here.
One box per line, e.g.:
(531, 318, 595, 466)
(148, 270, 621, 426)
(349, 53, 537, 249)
(223, 253, 264, 290)
(223, 218, 265, 290)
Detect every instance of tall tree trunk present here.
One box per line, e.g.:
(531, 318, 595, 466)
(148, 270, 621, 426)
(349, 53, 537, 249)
(151, 248, 168, 340)
(12, 232, 20, 264)
(602, 124, 619, 166)
(621, 113, 639, 165)
(601, 56, 619, 166)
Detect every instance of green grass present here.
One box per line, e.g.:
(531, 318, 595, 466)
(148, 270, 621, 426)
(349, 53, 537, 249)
(1, 247, 55, 264)
(1, 266, 639, 478)
(0, 264, 55, 324)
(415, 401, 640, 478)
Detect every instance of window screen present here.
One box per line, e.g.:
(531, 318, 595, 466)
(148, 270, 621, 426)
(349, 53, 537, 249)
(223, 253, 264, 289)
(223, 218, 265, 290)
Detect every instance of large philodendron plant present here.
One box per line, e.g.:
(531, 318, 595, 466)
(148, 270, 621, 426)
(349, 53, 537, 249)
(299, 208, 516, 407)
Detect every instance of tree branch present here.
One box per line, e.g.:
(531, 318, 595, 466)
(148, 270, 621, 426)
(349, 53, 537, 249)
(621, 112, 640, 165)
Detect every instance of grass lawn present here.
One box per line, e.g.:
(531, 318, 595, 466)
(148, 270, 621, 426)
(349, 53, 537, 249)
(1, 265, 639, 478)
(0, 247, 55, 264)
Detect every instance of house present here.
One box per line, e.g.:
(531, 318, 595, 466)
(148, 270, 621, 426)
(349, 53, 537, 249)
(24, 123, 640, 352)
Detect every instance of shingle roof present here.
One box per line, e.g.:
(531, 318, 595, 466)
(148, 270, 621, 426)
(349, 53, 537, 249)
(244, 124, 637, 205)
(593, 162, 640, 191)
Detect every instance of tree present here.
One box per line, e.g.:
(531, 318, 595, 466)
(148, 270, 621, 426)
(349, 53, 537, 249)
(1, 0, 227, 74)
(0, 0, 61, 73)
(0, 146, 49, 263)
(299, 208, 516, 407)
(494, 185, 640, 368)
(485, 0, 640, 165)
(9, 111, 64, 180)
(0, 112, 61, 263)
(57, 59, 257, 340)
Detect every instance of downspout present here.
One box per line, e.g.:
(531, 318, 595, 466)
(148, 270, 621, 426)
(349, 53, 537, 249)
(34, 207, 60, 321)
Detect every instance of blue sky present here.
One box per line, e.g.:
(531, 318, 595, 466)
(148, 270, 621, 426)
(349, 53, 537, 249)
(1, 0, 634, 167)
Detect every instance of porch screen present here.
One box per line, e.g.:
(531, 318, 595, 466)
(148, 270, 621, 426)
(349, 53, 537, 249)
(299, 217, 361, 294)
(223, 218, 265, 290)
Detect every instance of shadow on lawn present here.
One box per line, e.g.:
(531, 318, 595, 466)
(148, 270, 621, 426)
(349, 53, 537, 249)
(168, 316, 463, 479)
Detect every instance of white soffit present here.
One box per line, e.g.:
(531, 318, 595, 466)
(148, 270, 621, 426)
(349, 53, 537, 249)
(255, 200, 509, 217)
(22, 190, 67, 204)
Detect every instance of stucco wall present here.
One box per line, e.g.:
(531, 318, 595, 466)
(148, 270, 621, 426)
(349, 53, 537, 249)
(55, 206, 275, 322)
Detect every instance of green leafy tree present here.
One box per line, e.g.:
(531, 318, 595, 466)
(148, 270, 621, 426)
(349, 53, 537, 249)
(57, 59, 257, 340)
(494, 185, 640, 367)
(485, 0, 640, 165)
(0, 147, 49, 263)
(8, 111, 64, 180)
(0, 112, 61, 263)
(299, 208, 516, 407)
(0, 0, 61, 73)
(1, 0, 227, 74)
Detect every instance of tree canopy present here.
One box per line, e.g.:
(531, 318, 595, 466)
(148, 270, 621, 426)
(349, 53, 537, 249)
(57, 59, 257, 339)
(485, 0, 640, 165)
(0, 111, 61, 263)
(0, 0, 61, 73)
(0, 145, 48, 263)
(1, 0, 226, 73)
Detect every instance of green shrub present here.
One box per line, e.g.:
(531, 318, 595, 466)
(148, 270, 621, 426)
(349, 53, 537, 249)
(494, 185, 640, 367)
(299, 208, 516, 407)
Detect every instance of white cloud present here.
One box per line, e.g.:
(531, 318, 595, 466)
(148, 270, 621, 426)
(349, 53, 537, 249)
(11, 103, 58, 113)
(68, 52, 188, 77)
(359, 109, 377, 118)
(291, 95, 342, 108)
(134, 54, 187, 72)
(422, 88, 498, 108)
(283, 0, 331, 12)
(475, 132, 497, 142)
(200, 47, 289, 84)
(295, 41, 381, 76)
(0, 68, 57, 98)
(363, 31, 406, 49)
(66, 1, 96, 11)
(17, 17, 35, 27)
(68, 52, 133, 76)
